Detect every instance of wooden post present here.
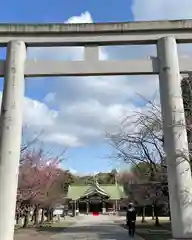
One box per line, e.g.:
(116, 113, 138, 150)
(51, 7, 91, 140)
(74, 200, 76, 216)
(86, 199, 89, 215)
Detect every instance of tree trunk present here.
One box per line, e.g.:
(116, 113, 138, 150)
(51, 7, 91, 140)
(142, 206, 146, 223)
(168, 199, 171, 221)
(31, 212, 34, 222)
(40, 209, 45, 224)
(23, 211, 30, 228)
(16, 213, 20, 224)
(34, 205, 40, 225)
(152, 204, 155, 220)
(154, 203, 160, 226)
(169, 209, 171, 221)
(46, 208, 51, 222)
(50, 208, 54, 222)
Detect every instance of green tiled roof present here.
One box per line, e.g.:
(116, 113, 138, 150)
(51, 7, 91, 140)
(67, 184, 127, 200)
(84, 181, 109, 197)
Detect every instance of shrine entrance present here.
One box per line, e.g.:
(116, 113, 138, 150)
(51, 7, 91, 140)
(90, 202, 102, 213)
(89, 195, 103, 213)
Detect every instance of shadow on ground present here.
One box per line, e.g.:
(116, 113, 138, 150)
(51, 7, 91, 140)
(36, 223, 131, 239)
(37, 224, 121, 233)
(36, 226, 68, 233)
(118, 222, 172, 240)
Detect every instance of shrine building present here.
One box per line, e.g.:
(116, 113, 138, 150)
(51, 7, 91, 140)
(66, 180, 126, 214)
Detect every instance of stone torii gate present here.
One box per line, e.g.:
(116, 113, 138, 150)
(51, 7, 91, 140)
(0, 20, 192, 239)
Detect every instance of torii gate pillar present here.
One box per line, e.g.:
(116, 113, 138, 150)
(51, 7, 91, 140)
(158, 37, 192, 239)
(0, 40, 26, 240)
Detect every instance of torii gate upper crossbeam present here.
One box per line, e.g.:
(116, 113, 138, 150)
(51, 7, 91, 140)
(0, 19, 192, 46)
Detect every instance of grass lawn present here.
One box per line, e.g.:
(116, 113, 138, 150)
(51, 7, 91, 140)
(14, 220, 74, 240)
(118, 220, 172, 240)
(36, 220, 74, 233)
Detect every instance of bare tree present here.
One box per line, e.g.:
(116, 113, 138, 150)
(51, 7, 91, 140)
(106, 95, 170, 225)
(21, 130, 43, 153)
(106, 101, 164, 175)
(106, 74, 192, 224)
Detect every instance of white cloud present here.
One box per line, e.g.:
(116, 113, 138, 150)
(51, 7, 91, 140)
(66, 11, 93, 24)
(44, 133, 83, 147)
(24, 11, 160, 148)
(23, 4, 192, 148)
(23, 97, 58, 128)
(43, 92, 56, 104)
(132, 0, 192, 60)
(132, 0, 192, 21)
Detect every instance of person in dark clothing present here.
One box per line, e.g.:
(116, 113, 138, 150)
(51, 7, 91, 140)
(126, 203, 137, 237)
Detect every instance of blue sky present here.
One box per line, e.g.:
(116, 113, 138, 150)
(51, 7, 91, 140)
(0, 0, 133, 23)
(0, 0, 191, 175)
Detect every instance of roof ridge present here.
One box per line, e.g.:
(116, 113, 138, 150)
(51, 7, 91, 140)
(69, 183, 121, 186)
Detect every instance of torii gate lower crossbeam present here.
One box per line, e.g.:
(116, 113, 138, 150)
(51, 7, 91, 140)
(0, 24, 192, 240)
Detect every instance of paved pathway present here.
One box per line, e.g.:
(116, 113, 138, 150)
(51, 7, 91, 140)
(50, 215, 143, 240)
